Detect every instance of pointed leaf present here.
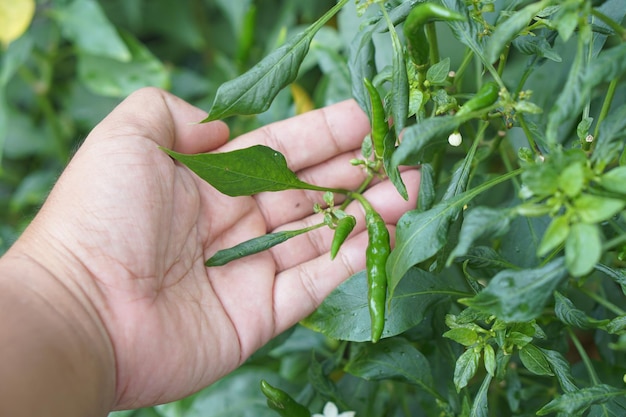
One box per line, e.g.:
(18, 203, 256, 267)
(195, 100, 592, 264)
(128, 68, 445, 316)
(454, 347, 481, 391)
(540, 348, 578, 393)
(163, 145, 326, 196)
(391, 115, 461, 166)
(469, 373, 493, 417)
(554, 291, 610, 329)
(206, 225, 321, 266)
(599, 166, 626, 195)
(463, 258, 568, 322)
(519, 344, 553, 376)
(203, 0, 347, 120)
(345, 338, 434, 392)
(537, 385, 626, 416)
(485, 0, 551, 64)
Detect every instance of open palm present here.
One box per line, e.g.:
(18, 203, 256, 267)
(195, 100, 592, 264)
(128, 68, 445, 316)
(19, 88, 419, 409)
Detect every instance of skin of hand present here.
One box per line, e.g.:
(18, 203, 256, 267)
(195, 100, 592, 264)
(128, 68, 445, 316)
(0, 87, 420, 413)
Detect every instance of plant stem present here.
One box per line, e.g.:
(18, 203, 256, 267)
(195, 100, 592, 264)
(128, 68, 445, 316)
(567, 327, 600, 385)
(579, 287, 626, 316)
(591, 8, 626, 41)
(592, 78, 618, 140)
(518, 113, 542, 157)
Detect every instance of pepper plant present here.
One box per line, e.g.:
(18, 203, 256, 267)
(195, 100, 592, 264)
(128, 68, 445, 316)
(163, 0, 626, 415)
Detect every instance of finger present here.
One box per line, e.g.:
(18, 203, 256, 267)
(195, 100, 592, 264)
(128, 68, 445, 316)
(88, 87, 230, 153)
(270, 169, 420, 271)
(218, 100, 370, 172)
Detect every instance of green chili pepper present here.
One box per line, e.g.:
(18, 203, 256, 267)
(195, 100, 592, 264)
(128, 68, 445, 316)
(363, 78, 388, 160)
(365, 208, 390, 343)
(456, 81, 500, 116)
(260, 380, 311, 417)
(404, 3, 465, 68)
(330, 215, 357, 260)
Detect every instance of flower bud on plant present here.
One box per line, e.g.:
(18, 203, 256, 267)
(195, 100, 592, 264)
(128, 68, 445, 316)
(448, 132, 463, 147)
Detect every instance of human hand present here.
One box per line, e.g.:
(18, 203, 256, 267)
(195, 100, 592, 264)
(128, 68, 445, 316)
(7, 88, 420, 410)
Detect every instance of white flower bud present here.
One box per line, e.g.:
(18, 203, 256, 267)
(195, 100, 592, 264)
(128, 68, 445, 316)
(448, 132, 462, 147)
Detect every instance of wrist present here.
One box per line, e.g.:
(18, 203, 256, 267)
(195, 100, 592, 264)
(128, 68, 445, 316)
(0, 247, 116, 416)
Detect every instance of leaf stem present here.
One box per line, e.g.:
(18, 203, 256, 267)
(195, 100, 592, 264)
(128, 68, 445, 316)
(578, 287, 626, 316)
(592, 78, 618, 141)
(566, 327, 600, 385)
(591, 8, 626, 41)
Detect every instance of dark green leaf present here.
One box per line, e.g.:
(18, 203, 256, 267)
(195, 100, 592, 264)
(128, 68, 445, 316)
(554, 291, 610, 329)
(386, 16, 409, 139)
(463, 258, 568, 322)
(383, 130, 408, 200)
(206, 225, 320, 266)
(440, 0, 485, 61)
(540, 348, 578, 393)
(163, 145, 326, 197)
(348, 25, 377, 114)
(345, 338, 435, 392)
(454, 347, 480, 391)
(547, 43, 626, 144)
(469, 373, 493, 417)
(593, 103, 626, 166)
(416, 163, 436, 212)
(485, 0, 551, 64)
(203, 0, 347, 120)
(566, 222, 602, 277)
(537, 384, 626, 416)
(512, 34, 562, 62)
(607, 315, 626, 334)
(447, 207, 515, 265)
(595, 264, 626, 295)
(519, 344, 553, 376)
(302, 267, 459, 342)
(392, 115, 461, 166)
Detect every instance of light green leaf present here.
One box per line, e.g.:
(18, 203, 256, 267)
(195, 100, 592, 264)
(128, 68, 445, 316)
(554, 291, 610, 329)
(443, 328, 480, 347)
(78, 32, 169, 97)
(163, 145, 327, 197)
(345, 338, 435, 392)
(574, 194, 625, 224)
(206, 224, 321, 266)
(537, 215, 570, 257)
(203, 0, 348, 120)
(566, 222, 601, 277)
(519, 344, 553, 376)
(454, 347, 480, 391)
(426, 57, 451, 85)
(537, 384, 626, 416)
(599, 166, 626, 195)
(483, 344, 496, 377)
(463, 258, 568, 322)
(302, 267, 460, 342)
(52, 0, 131, 61)
(485, 0, 551, 64)
(558, 162, 586, 198)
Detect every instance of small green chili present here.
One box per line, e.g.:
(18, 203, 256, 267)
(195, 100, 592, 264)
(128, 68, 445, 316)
(363, 78, 388, 160)
(330, 215, 357, 260)
(260, 380, 311, 417)
(456, 81, 500, 116)
(403, 3, 465, 69)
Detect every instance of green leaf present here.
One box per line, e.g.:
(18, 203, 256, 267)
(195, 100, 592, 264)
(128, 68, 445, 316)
(593, 103, 626, 165)
(606, 315, 626, 334)
(203, 0, 348, 120)
(440, 0, 485, 61)
(483, 344, 496, 377)
(537, 215, 570, 257)
(302, 267, 459, 342)
(391, 115, 461, 166)
(463, 258, 568, 322)
(52, 0, 131, 61)
(547, 43, 626, 144)
(348, 24, 377, 114)
(558, 162, 586, 198)
(454, 347, 480, 391)
(443, 328, 480, 347)
(566, 222, 601, 277)
(416, 163, 436, 212)
(519, 343, 554, 376)
(537, 384, 626, 416)
(512, 34, 562, 62)
(345, 338, 435, 392)
(540, 348, 578, 393)
(554, 291, 610, 329)
(206, 225, 321, 266)
(383, 130, 408, 200)
(426, 57, 451, 85)
(385, 13, 409, 139)
(595, 264, 626, 295)
(574, 194, 625, 224)
(599, 166, 626, 195)
(485, 0, 551, 64)
(163, 145, 326, 197)
(77, 31, 169, 97)
(447, 206, 515, 265)
(469, 373, 493, 417)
